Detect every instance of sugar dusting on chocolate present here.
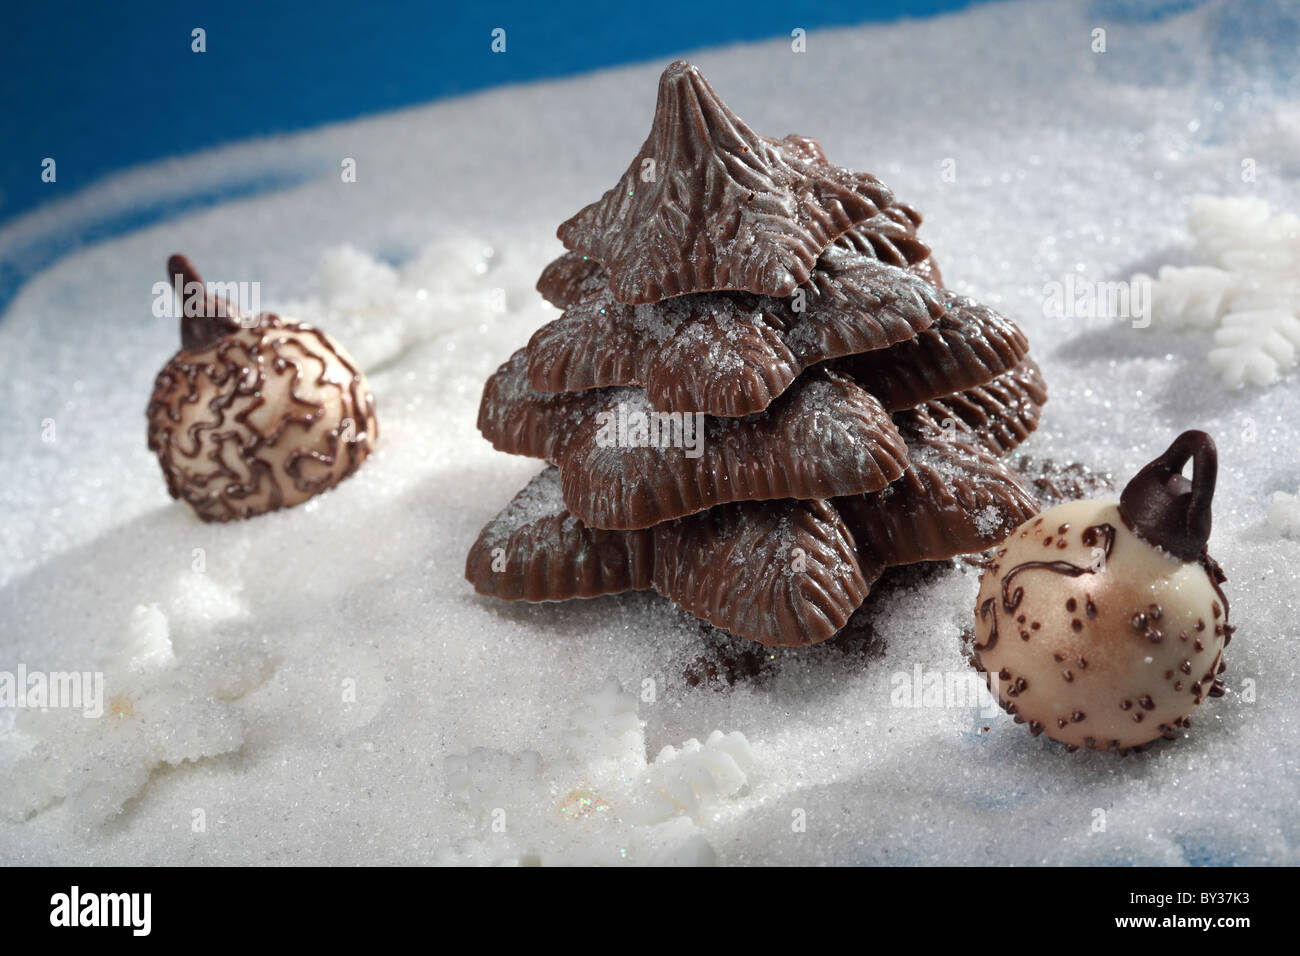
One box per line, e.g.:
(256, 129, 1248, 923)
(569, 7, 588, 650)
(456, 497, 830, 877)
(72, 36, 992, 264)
(557, 61, 894, 303)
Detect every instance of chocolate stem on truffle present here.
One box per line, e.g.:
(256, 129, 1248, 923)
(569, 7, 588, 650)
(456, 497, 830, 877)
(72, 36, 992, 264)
(1118, 430, 1217, 561)
(168, 254, 243, 352)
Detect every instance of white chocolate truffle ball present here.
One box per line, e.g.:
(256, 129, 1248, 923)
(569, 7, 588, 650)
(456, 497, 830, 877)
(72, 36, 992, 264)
(972, 434, 1232, 754)
(972, 498, 1230, 752)
(147, 313, 377, 522)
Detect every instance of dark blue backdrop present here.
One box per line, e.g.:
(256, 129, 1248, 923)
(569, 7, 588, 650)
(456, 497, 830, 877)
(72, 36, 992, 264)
(0, 0, 995, 227)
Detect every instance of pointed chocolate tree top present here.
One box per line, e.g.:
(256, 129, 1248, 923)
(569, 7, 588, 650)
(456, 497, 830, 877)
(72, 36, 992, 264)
(556, 61, 893, 304)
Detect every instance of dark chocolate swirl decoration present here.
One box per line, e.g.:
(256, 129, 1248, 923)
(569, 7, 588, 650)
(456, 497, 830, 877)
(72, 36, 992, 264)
(974, 524, 1115, 652)
(147, 255, 378, 522)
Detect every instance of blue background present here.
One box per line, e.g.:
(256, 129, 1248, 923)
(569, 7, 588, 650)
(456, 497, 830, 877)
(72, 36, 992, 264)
(1, 0, 998, 228)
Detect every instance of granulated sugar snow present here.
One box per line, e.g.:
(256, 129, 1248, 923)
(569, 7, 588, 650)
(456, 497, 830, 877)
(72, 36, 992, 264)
(1, 0, 1297, 864)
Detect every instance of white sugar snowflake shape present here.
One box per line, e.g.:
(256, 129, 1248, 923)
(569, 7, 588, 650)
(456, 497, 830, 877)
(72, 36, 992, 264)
(1, 604, 274, 830)
(440, 679, 754, 866)
(1134, 195, 1300, 388)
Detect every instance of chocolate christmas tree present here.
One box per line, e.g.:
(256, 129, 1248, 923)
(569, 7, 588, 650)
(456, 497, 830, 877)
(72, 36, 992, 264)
(466, 61, 1047, 647)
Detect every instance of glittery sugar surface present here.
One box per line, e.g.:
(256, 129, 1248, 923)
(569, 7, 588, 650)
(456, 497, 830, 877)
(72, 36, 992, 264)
(2, 0, 1298, 865)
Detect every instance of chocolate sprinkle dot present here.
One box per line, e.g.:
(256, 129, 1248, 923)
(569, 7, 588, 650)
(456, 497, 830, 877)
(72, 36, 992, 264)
(1066, 597, 1077, 612)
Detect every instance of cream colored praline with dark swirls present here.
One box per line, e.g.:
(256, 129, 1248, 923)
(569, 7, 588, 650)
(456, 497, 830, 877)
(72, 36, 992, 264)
(147, 255, 377, 522)
(971, 431, 1232, 754)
